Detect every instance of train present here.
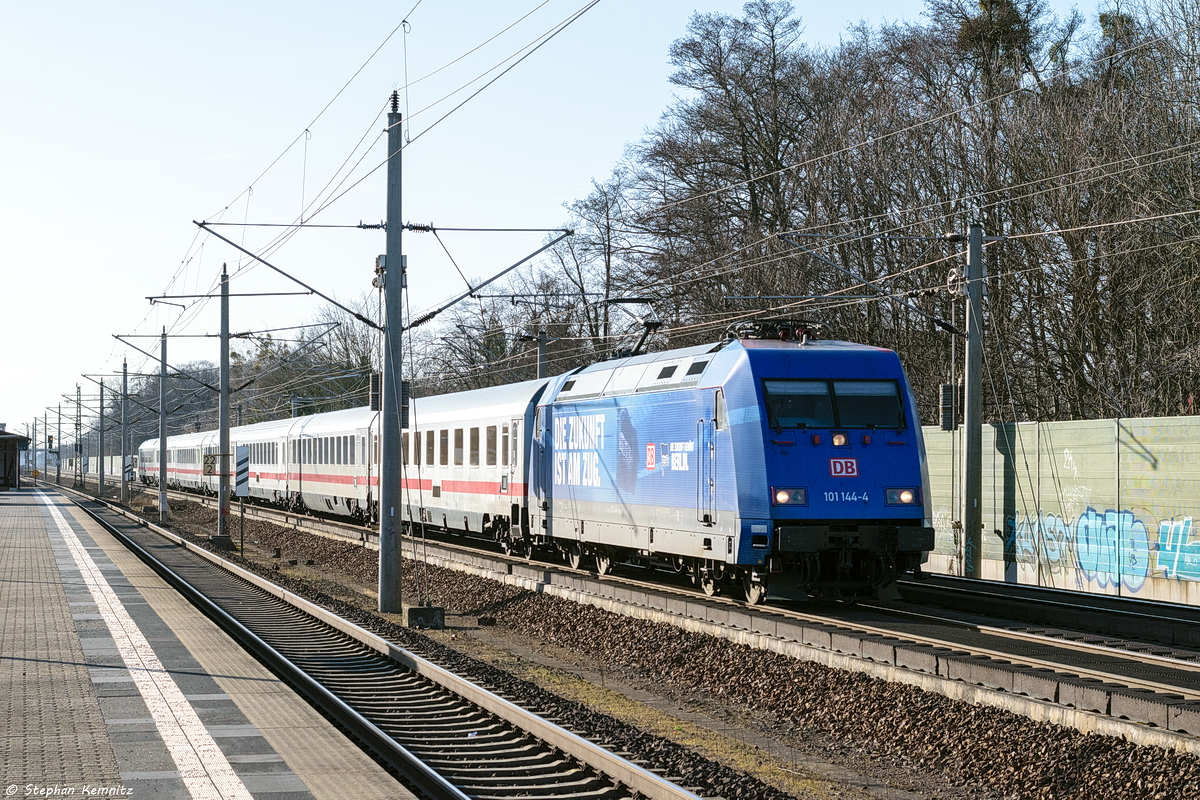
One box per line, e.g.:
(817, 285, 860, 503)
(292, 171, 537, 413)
(138, 321, 935, 602)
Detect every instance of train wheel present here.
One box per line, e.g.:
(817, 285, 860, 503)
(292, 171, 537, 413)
(594, 550, 613, 576)
(566, 544, 585, 570)
(742, 571, 767, 605)
(697, 561, 722, 597)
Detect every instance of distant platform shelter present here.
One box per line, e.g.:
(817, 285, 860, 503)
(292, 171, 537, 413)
(0, 427, 30, 490)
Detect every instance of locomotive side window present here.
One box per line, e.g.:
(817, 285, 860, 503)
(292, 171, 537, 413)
(439, 430, 449, 466)
(832, 381, 903, 429)
(470, 428, 480, 466)
(715, 388, 727, 430)
(486, 426, 497, 466)
(763, 380, 835, 429)
(454, 429, 464, 466)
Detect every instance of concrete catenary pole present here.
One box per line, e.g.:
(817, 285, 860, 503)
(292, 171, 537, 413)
(32, 417, 37, 481)
(56, 405, 61, 485)
(379, 91, 405, 613)
(537, 329, 547, 379)
(121, 358, 129, 503)
(217, 264, 231, 544)
(98, 379, 105, 497)
(963, 223, 984, 579)
(75, 385, 82, 488)
(159, 328, 168, 524)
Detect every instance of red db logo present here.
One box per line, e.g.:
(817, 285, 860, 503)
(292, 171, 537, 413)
(645, 443, 656, 470)
(830, 458, 858, 477)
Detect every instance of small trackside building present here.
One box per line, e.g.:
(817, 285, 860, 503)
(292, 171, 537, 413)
(0, 426, 31, 490)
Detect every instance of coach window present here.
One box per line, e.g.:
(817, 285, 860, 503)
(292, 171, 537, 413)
(439, 429, 449, 465)
(429, 431, 437, 465)
(454, 429, 464, 466)
(470, 428, 480, 466)
(349, 435, 355, 465)
(402, 433, 409, 464)
(501, 424, 509, 466)
(486, 426, 497, 466)
(337, 436, 344, 465)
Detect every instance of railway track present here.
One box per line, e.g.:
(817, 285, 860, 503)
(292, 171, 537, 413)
(94, 482, 1200, 745)
(63, 488, 711, 800)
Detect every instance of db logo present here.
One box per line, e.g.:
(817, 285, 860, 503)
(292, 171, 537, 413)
(645, 443, 656, 470)
(830, 458, 858, 477)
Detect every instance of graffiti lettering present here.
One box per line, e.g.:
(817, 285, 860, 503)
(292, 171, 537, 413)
(1157, 518, 1200, 581)
(1075, 508, 1150, 593)
(998, 508, 1151, 593)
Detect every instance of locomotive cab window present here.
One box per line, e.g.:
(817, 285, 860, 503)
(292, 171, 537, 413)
(763, 379, 904, 430)
(763, 380, 835, 429)
(832, 381, 903, 429)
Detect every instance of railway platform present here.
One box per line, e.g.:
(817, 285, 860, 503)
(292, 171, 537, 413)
(0, 486, 412, 800)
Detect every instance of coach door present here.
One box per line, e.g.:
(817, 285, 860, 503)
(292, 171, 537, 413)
(697, 418, 716, 526)
(506, 419, 519, 494)
(697, 389, 723, 527)
(530, 407, 552, 538)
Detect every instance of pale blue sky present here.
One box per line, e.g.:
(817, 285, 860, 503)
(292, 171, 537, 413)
(0, 0, 1084, 435)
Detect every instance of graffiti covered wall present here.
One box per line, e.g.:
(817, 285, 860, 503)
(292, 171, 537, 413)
(924, 416, 1200, 605)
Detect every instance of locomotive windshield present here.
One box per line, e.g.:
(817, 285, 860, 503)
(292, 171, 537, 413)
(763, 379, 903, 430)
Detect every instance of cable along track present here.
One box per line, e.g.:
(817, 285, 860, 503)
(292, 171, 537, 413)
(77, 496, 702, 800)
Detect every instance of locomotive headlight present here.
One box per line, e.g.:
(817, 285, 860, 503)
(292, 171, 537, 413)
(886, 488, 920, 505)
(772, 487, 807, 506)
(832, 433, 848, 447)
